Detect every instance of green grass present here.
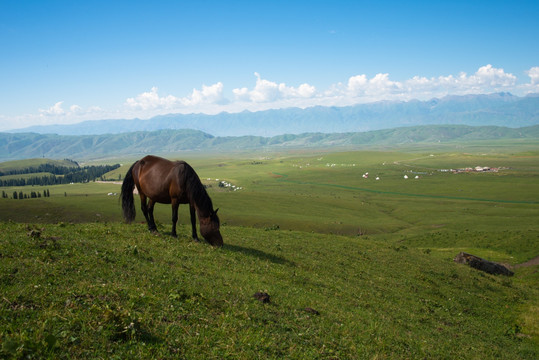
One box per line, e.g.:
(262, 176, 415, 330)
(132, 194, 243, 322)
(0, 173, 54, 181)
(0, 148, 538, 358)
(0, 221, 537, 359)
(0, 158, 77, 172)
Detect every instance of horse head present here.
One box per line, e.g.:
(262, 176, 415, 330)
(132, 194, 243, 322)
(200, 208, 223, 247)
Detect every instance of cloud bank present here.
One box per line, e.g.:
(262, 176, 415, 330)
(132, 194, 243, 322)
(123, 65, 536, 115)
(125, 83, 226, 111)
(4, 64, 539, 130)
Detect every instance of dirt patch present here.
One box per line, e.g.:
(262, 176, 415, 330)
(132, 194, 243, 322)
(513, 255, 539, 269)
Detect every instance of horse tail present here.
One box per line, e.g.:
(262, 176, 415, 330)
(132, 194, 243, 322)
(121, 162, 137, 223)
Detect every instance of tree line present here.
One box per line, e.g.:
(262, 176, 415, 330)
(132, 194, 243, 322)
(0, 159, 79, 176)
(0, 164, 121, 187)
(2, 189, 51, 199)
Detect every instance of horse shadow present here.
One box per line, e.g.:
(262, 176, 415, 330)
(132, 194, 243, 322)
(222, 244, 296, 267)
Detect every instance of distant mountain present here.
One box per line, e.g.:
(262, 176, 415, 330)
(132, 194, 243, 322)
(9, 93, 539, 137)
(1, 125, 538, 161)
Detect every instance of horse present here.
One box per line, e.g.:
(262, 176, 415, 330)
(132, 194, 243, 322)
(120, 155, 223, 247)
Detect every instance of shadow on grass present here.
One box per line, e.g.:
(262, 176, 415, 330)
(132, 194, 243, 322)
(223, 244, 296, 266)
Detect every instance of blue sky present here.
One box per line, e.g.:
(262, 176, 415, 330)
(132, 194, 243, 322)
(1, 0, 538, 130)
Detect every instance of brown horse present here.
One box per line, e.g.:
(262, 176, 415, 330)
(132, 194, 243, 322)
(121, 155, 223, 246)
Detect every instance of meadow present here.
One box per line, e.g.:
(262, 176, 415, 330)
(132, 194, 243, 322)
(0, 147, 538, 358)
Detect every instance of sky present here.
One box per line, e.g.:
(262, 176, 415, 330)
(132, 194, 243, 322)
(0, 0, 538, 131)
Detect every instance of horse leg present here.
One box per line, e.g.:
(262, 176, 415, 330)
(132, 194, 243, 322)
(171, 199, 179, 238)
(147, 199, 158, 233)
(190, 204, 200, 242)
(140, 194, 153, 230)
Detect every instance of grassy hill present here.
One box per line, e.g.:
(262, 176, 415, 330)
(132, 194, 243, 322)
(0, 221, 537, 359)
(0, 158, 78, 173)
(0, 158, 120, 188)
(1, 124, 539, 161)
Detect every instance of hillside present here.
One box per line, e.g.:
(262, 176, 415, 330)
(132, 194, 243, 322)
(9, 93, 539, 137)
(0, 158, 78, 172)
(1, 124, 539, 161)
(0, 221, 537, 359)
(0, 158, 120, 187)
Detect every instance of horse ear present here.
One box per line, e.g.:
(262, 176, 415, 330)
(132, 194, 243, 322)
(214, 208, 219, 214)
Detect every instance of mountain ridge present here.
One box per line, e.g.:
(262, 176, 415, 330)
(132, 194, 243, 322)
(2, 124, 538, 161)
(8, 93, 539, 137)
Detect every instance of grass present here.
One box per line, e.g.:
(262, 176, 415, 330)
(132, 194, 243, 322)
(0, 221, 537, 359)
(0, 158, 77, 173)
(0, 172, 54, 181)
(0, 148, 538, 358)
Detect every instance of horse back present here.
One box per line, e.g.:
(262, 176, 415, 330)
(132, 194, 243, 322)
(134, 155, 188, 204)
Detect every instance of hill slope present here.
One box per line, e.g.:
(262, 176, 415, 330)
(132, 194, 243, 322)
(0, 222, 536, 358)
(2, 124, 539, 161)
(0, 158, 79, 172)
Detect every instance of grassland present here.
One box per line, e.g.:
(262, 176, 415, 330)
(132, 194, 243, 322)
(0, 158, 78, 172)
(1, 147, 538, 358)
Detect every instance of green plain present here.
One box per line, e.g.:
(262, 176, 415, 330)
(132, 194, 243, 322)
(0, 146, 538, 359)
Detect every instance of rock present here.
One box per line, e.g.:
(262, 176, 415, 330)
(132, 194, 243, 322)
(304, 307, 320, 315)
(27, 229, 41, 238)
(253, 292, 270, 303)
(454, 252, 514, 276)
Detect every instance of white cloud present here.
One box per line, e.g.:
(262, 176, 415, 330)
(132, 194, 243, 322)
(232, 87, 250, 101)
(119, 65, 537, 119)
(347, 74, 368, 92)
(526, 67, 539, 85)
(183, 82, 226, 106)
(125, 87, 180, 110)
(125, 83, 226, 111)
(519, 66, 539, 94)
(283, 82, 316, 98)
(249, 73, 282, 102)
(340, 65, 518, 102)
(69, 104, 83, 113)
(39, 101, 66, 116)
(368, 73, 401, 94)
(439, 65, 516, 92)
(348, 73, 402, 96)
(473, 64, 516, 87)
(232, 73, 317, 103)
(37, 102, 104, 119)
(0, 101, 106, 130)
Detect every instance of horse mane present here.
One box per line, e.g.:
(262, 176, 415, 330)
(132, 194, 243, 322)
(178, 161, 214, 216)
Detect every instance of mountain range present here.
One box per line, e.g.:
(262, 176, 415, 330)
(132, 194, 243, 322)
(9, 93, 539, 137)
(2, 124, 538, 161)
